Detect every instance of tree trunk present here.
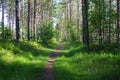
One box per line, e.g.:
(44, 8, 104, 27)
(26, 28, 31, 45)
(27, 0, 30, 40)
(40, 1, 43, 26)
(77, 0, 80, 41)
(82, 0, 89, 50)
(108, 0, 111, 43)
(69, 0, 72, 23)
(8, 2, 12, 31)
(66, 1, 69, 40)
(33, 0, 37, 40)
(22, 0, 24, 25)
(2, 0, 5, 34)
(99, 0, 102, 44)
(116, 0, 119, 43)
(15, 0, 20, 42)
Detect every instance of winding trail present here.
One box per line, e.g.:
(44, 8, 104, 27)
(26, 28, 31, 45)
(41, 43, 64, 80)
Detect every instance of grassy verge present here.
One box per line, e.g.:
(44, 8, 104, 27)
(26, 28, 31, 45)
(0, 41, 56, 80)
(54, 43, 120, 80)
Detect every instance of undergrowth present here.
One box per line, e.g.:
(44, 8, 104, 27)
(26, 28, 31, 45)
(54, 43, 120, 80)
(0, 41, 56, 80)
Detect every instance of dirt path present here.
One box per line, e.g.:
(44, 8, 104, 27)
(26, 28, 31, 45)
(41, 43, 64, 80)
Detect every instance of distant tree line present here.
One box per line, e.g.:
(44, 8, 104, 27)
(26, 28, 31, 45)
(0, 0, 120, 47)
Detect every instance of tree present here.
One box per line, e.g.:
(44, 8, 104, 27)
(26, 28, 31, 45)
(108, 0, 112, 43)
(15, 0, 20, 42)
(22, 0, 25, 25)
(2, 0, 5, 34)
(8, 1, 12, 31)
(27, 0, 30, 40)
(82, 0, 89, 49)
(116, 0, 119, 43)
(77, 0, 80, 41)
(33, 0, 36, 40)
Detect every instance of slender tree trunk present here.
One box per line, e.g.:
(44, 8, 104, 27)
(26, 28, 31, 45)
(47, 0, 50, 21)
(69, 0, 72, 23)
(117, 0, 119, 43)
(27, 0, 30, 40)
(33, 0, 37, 40)
(40, 1, 43, 26)
(2, 0, 5, 34)
(65, 10, 67, 40)
(22, 0, 24, 25)
(82, 0, 85, 43)
(66, 1, 69, 40)
(108, 0, 111, 43)
(69, 0, 72, 41)
(99, 0, 102, 44)
(15, 0, 20, 42)
(77, 0, 80, 41)
(82, 0, 89, 50)
(8, 2, 12, 31)
(102, 0, 105, 42)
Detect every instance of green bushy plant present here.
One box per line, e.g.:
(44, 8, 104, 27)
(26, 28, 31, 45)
(39, 22, 54, 44)
(0, 28, 12, 41)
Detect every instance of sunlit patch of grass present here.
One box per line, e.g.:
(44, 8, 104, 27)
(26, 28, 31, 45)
(0, 41, 57, 80)
(54, 45, 120, 80)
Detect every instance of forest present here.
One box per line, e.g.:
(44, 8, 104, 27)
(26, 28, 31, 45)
(0, 0, 120, 80)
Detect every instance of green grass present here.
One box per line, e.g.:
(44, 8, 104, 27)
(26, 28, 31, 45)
(0, 41, 56, 80)
(1, 41, 119, 80)
(54, 43, 120, 80)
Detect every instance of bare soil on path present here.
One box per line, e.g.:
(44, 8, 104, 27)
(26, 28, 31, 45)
(41, 43, 64, 80)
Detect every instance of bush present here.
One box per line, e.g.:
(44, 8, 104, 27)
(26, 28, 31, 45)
(0, 28, 12, 41)
(50, 38, 58, 44)
(39, 22, 54, 44)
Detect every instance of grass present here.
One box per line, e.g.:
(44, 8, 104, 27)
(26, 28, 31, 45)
(54, 43, 120, 80)
(0, 41, 120, 80)
(0, 41, 57, 80)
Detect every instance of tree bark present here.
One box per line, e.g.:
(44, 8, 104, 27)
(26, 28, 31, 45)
(116, 0, 119, 43)
(27, 0, 30, 40)
(33, 0, 37, 40)
(22, 0, 25, 25)
(108, 0, 111, 43)
(15, 0, 20, 42)
(8, 2, 12, 31)
(2, 0, 5, 33)
(82, 0, 89, 50)
(77, 0, 80, 41)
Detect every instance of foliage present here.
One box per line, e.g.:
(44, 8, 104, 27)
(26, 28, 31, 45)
(0, 28, 12, 41)
(66, 21, 80, 44)
(89, 0, 117, 43)
(39, 22, 54, 44)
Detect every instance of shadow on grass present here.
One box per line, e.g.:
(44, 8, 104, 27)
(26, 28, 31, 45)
(0, 41, 51, 58)
(62, 43, 120, 57)
(55, 43, 120, 80)
(53, 43, 120, 80)
(55, 67, 79, 80)
(0, 41, 55, 80)
(55, 65, 120, 80)
(0, 61, 44, 80)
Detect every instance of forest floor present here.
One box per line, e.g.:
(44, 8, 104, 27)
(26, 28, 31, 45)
(0, 41, 120, 80)
(0, 41, 58, 80)
(41, 43, 64, 80)
(54, 43, 120, 80)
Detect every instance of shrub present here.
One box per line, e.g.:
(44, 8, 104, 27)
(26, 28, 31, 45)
(39, 22, 54, 44)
